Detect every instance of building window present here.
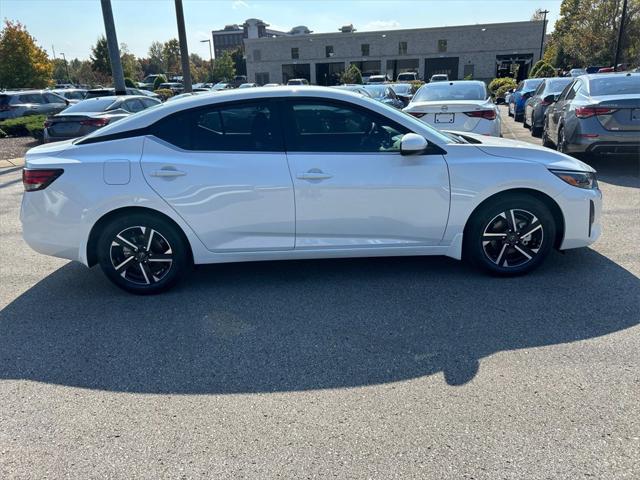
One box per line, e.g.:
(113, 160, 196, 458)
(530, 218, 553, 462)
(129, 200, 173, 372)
(398, 41, 407, 55)
(256, 72, 270, 85)
(438, 39, 447, 52)
(253, 49, 261, 61)
(291, 47, 299, 60)
(325, 45, 334, 58)
(361, 44, 369, 57)
(463, 63, 474, 79)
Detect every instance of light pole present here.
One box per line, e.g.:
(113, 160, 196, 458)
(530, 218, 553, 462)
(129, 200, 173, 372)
(174, 0, 192, 92)
(60, 52, 71, 83)
(200, 39, 214, 83)
(100, 0, 126, 95)
(539, 9, 549, 62)
(614, 0, 628, 70)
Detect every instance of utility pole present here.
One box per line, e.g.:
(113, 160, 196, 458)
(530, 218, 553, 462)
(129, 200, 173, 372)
(614, 0, 628, 70)
(539, 10, 550, 62)
(174, 0, 192, 92)
(60, 52, 71, 83)
(100, 0, 126, 95)
(201, 39, 214, 83)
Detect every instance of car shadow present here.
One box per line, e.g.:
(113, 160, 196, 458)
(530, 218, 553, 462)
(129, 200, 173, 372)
(0, 249, 638, 393)
(586, 156, 639, 188)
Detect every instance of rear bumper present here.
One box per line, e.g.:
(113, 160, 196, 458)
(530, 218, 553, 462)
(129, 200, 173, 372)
(586, 142, 640, 156)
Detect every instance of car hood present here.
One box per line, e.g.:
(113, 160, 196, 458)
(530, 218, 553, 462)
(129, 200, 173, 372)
(447, 131, 595, 172)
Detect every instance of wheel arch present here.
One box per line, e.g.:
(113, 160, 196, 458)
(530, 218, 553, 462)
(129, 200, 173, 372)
(463, 188, 565, 250)
(86, 206, 194, 267)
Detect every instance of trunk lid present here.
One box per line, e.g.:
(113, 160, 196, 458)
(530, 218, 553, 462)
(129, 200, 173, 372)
(589, 95, 640, 132)
(405, 100, 495, 131)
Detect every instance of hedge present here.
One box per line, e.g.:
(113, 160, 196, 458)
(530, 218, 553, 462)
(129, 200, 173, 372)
(0, 115, 46, 138)
(153, 88, 174, 101)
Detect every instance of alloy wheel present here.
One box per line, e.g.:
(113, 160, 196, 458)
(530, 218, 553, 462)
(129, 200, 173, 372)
(481, 209, 544, 268)
(109, 226, 173, 285)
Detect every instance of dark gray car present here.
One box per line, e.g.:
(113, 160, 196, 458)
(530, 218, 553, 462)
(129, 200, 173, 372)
(0, 90, 68, 120)
(543, 73, 640, 157)
(43, 95, 160, 143)
(523, 77, 573, 137)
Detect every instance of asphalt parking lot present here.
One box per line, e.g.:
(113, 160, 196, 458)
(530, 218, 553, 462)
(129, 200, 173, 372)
(1, 108, 639, 479)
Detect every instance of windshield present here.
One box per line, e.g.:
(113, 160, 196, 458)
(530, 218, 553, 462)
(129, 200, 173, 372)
(363, 85, 387, 98)
(63, 98, 115, 113)
(590, 75, 640, 96)
(390, 84, 411, 95)
(413, 82, 486, 101)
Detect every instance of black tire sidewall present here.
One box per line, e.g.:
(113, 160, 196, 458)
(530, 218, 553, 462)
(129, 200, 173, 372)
(97, 213, 189, 294)
(464, 196, 556, 276)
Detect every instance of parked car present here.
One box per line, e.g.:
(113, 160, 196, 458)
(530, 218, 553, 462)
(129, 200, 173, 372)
(230, 75, 248, 88)
(212, 82, 232, 91)
(238, 83, 259, 88)
(287, 78, 310, 86)
(21, 86, 601, 293)
(51, 88, 87, 104)
(85, 88, 161, 99)
(396, 72, 419, 82)
(362, 84, 404, 109)
(331, 85, 372, 97)
(43, 95, 161, 143)
(263, 83, 281, 87)
(569, 68, 587, 77)
(158, 83, 184, 94)
(165, 91, 209, 102)
(502, 88, 515, 105)
(543, 72, 640, 157)
(586, 66, 606, 74)
(429, 74, 449, 83)
(138, 74, 165, 90)
(0, 90, 68, 120)
(523, 77, 573, 136)
(389, 83, 415, 106)
(366, 75, 390, 84)
(597, 67, 615, 73)
(508, 78, 544, 121)
(404, 80, 501, 137)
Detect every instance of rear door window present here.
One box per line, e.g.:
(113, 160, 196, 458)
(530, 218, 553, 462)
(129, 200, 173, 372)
(19, 94, 45, 104)
(43, 92, 64, 104)
(123, 98, 145, 113)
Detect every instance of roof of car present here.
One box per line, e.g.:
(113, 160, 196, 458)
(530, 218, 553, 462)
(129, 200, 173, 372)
(581, 72, 639, 80)
(78, 86, 440, 144)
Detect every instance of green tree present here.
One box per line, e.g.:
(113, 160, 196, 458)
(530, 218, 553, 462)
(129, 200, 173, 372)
(90, 36, 111, 77)
(163, 38, 181, 74)
(153, 74, 167, 90)
(212, 52, 235, 82)
(340, 64, 363, 84)
(531, 62, 556, 77)
(230, 47, 246, 76)
(0, 20, 52, 88)
(148, 40, 165, 72)
(119, 44, 142, 81)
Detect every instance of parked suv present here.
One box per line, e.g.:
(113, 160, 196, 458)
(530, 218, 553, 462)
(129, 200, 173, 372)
(0, 90, 68, 120)
(396, 72, 419, 82)
(543, 72, 640, 157)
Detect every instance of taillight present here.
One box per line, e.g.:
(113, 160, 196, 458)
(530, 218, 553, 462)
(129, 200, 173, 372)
(575, 106, 617, 118)
(408, 112, 425, 118)
(22, 169, 63, 192)
(44, 120, 53, 128)
(80, 117, 110, 127)
(464, 109, 496, 120)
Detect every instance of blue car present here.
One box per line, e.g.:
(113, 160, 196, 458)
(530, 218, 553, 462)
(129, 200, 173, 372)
(508, 78, 544, 122)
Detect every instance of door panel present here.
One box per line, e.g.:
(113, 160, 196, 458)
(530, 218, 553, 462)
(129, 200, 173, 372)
(287, 152, 450, 248)
(141, 139, 295, 251)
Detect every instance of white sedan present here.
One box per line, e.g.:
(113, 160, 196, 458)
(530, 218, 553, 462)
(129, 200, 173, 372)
(21, 87, 601, 294)
(403, 80, 502, 137)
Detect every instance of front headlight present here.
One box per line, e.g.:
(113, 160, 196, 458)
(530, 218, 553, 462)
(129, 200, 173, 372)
(550, 170, 599, 189)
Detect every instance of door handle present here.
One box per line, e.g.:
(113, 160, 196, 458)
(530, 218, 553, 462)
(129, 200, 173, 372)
(151, 169, 186, 178)
(297, 171, 332, 181)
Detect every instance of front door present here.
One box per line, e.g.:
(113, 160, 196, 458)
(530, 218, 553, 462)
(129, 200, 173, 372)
(282, 99, 450, 248)
(141, 99, 295, 252)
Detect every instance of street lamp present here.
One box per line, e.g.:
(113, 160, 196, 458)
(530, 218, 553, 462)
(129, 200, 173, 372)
(200, 38, 214, 83)
(60, 52, 71, 84)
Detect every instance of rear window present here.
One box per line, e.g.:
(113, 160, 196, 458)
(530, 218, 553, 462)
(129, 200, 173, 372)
(544, 78, 573, 94)
(0, 95, 10, 105)
(523, 79, 544, 92)
(589, 75, 640, 96)
(63, 98, 116, 113)
(413, 82, 486, 101)
(62, 91, 86, 100)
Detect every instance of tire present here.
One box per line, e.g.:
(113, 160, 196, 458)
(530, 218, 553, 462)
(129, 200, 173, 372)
(96, 213, 190, 294)
(531, 125, 542, 137)
(514, 111, 523, 122)
(523, 112, 530, 128)
(542, 123, 554, 148)
(464, 194, 556, 276)
(507, 105, 513, 117)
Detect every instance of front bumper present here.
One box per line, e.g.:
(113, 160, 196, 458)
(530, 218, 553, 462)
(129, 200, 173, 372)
(556, 184, 602, 250)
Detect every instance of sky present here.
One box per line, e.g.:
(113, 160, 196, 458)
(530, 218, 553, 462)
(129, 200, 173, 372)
(1, 0, 563, 61)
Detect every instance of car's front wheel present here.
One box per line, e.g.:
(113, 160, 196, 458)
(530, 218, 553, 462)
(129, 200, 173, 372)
(97, 213, 190, 294)
(464, 195, 556, 276)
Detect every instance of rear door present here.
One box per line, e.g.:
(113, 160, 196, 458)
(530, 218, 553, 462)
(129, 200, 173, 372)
(282, 98, 450, 248)
(141, 99, 295, 251)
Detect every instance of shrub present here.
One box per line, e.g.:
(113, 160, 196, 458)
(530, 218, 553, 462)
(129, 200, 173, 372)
(488, 77, 516, 97)
(529, 60, 546, 78)
(531, 62, 556, 78)
(0, 114, 46, 137)
(409, 80, 425, 93)
(340, 64, 363, 84)
(495, 82, 517, 100)
(0, 128, 7, 138)
(124, 77, 136, 88)
(153, 88, 174, 101)
(153, 74, 167, 90)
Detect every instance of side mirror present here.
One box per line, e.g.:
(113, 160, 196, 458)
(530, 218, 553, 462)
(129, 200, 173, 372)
(543, 94, 557, 103)
(400, 133, 428, 155)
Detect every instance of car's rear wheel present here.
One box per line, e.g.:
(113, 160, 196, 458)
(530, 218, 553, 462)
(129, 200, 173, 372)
(531, 125, 543, 137)
(97, 213, 190, 294)
(542, 122, 554, 148)
(514, 111, 523, 122)
(523, 112, 530, 128)
(464, 195, 556, 276)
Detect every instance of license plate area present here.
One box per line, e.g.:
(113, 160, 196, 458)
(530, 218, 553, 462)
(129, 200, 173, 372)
(434, 113, 455, 124)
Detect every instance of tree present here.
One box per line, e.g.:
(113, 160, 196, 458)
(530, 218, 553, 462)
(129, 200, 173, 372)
(340, 64, 363, 84)
(90, 36, 112, 77)
(531, 62, 556, 77)
(52, 58, 69, 82)
(163, 38, 181, 74)
(153, 74, 167, 90)
(147, 40, 165, 72)
(0, 20, 52, 89)
(120, 44, 142, 80)
(531, 8, 547, 20)
(230, 47, 246, 76)
(212, 52, 235, 82)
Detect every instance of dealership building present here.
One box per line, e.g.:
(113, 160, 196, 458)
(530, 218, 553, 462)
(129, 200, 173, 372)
(242, 20, 546, 85)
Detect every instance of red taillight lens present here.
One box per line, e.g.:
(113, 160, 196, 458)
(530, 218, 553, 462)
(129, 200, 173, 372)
(464, 109, 497, 120)
(408, 112, 425, 118)
(22, 169, 63, 192)
(80, 117, 110, 127)
(575, 107, 617, 118)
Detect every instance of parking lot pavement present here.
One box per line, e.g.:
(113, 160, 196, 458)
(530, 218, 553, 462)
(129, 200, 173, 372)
(498, 105, 542, 145)
(1, 136, 639, 478)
